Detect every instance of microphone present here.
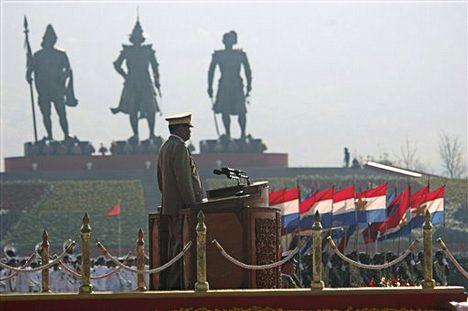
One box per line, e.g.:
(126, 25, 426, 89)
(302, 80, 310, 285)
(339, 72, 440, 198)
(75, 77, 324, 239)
(213, 167, 250, 184)
(213, 169, 224, 175)
(213, 168, 238, 178)
(222, 167, 245, 176)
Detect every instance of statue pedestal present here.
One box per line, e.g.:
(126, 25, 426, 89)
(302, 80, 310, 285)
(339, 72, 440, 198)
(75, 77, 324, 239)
(4, 153, 287, 172)
(24, 139, 95, 157)
(193, 153, 288, 169)
(5, 137, 164, 173)
(109, 136, 163, 155)
(4, 154, 158, 172)
(6, 135, 287, 172)
(196, 136, 287, 169)
(199, 135, 266, 153)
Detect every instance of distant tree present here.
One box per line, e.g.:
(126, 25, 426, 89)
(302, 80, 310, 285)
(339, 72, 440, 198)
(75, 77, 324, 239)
(438, 132, 466, 178)
(395, 135, 421, 170)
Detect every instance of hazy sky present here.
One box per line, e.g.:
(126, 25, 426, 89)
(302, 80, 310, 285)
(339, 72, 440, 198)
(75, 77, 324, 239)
(1, 1, 467, 173)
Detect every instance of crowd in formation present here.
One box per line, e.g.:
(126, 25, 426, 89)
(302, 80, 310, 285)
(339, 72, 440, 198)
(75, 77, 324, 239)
(0, 255, 149, 293)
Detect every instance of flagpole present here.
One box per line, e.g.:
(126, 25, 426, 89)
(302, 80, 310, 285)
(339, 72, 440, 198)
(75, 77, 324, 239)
(397, 235, 401, 255)
(118, 214, 121, 256)
(366, 223, 370, 255)
(408, 232, 411, 252)
(354, 185, 361, 253)
(384, 222, 387, 253)
(443, 183, 446, 228)
(23, 16, 38, 142)
(374, 236, 378, 254)
(343, 227, 347, 253)
(354, 227, 359, 253)
(296, 177, 302, 286)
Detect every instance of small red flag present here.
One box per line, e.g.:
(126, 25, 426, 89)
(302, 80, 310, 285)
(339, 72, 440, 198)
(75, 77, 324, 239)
(106, 200, 121, 217)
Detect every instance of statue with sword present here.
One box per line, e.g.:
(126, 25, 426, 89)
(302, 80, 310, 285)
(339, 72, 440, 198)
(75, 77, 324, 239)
(208, 31, 252, 140)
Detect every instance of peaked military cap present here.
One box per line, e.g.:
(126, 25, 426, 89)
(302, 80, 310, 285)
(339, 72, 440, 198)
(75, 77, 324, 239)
(165, 112, 193, 127)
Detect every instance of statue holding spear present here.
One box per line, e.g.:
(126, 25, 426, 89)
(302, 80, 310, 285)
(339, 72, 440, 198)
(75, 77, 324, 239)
(25, 18, 77, 141)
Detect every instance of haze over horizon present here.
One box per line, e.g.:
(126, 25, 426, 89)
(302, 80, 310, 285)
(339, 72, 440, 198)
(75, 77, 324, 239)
(1, 1, 467, 175)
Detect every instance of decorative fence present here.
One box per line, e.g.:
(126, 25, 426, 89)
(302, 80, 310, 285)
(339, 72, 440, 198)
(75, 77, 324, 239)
(0, 210, 465, 294)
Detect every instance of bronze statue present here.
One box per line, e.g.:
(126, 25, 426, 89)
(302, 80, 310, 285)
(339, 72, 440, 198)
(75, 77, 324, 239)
(111, 18, 161, 142)
(208, 31, 252, 140)
(25, 24, 77, 141)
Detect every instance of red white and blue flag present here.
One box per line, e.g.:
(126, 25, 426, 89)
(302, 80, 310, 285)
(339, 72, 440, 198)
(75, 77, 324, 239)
(355, 183, 387, 224)
(378, 186, 412, 236)
(404, 185, 444, 230)
(269, 186, 300, 251)
(424, 186, 445, 225)
(378, 185, 432, 241)
(269, 187, 300, 232)
(299, 187, 333, 229)
(331, 185, 355, 226)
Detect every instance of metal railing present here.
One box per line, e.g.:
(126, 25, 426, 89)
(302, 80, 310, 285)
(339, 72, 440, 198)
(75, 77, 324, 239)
(0, 209, 455, 293)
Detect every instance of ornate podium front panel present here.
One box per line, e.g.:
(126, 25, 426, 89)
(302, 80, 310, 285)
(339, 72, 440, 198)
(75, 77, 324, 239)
(149, 181, 280, 290)
(255, 217, 280, 288)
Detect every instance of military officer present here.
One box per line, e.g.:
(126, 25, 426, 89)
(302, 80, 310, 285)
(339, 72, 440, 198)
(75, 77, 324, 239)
(157, 112, 203, 289)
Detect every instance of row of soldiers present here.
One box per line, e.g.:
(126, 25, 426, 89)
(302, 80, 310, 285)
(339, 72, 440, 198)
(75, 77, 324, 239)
(294, 250, 452, 288)
(0, 255, 148, 293)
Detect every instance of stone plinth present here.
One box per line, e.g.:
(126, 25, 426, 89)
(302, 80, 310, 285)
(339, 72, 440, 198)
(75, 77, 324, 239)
(5, 152, 287, 173)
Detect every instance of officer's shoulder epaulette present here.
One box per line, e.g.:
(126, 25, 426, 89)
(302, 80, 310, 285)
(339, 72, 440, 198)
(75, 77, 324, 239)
(55, 47, 66, 53)
(173, 138, 186, 148)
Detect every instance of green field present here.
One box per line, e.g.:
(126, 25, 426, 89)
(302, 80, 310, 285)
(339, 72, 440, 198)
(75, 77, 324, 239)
(1, 180, 147, 255)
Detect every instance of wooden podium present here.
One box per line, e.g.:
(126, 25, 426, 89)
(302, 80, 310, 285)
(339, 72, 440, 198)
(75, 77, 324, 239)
(148, 181, 281, 290)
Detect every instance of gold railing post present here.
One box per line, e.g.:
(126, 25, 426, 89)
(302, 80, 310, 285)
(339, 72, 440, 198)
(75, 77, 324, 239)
(136, 228, 147, 291)
(311, 210, 324, 290)
(41, 230, 51, 293)
(421, 210, 435, 289)
(195, 210, 209, 291)
(79, 212, 93, 294)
